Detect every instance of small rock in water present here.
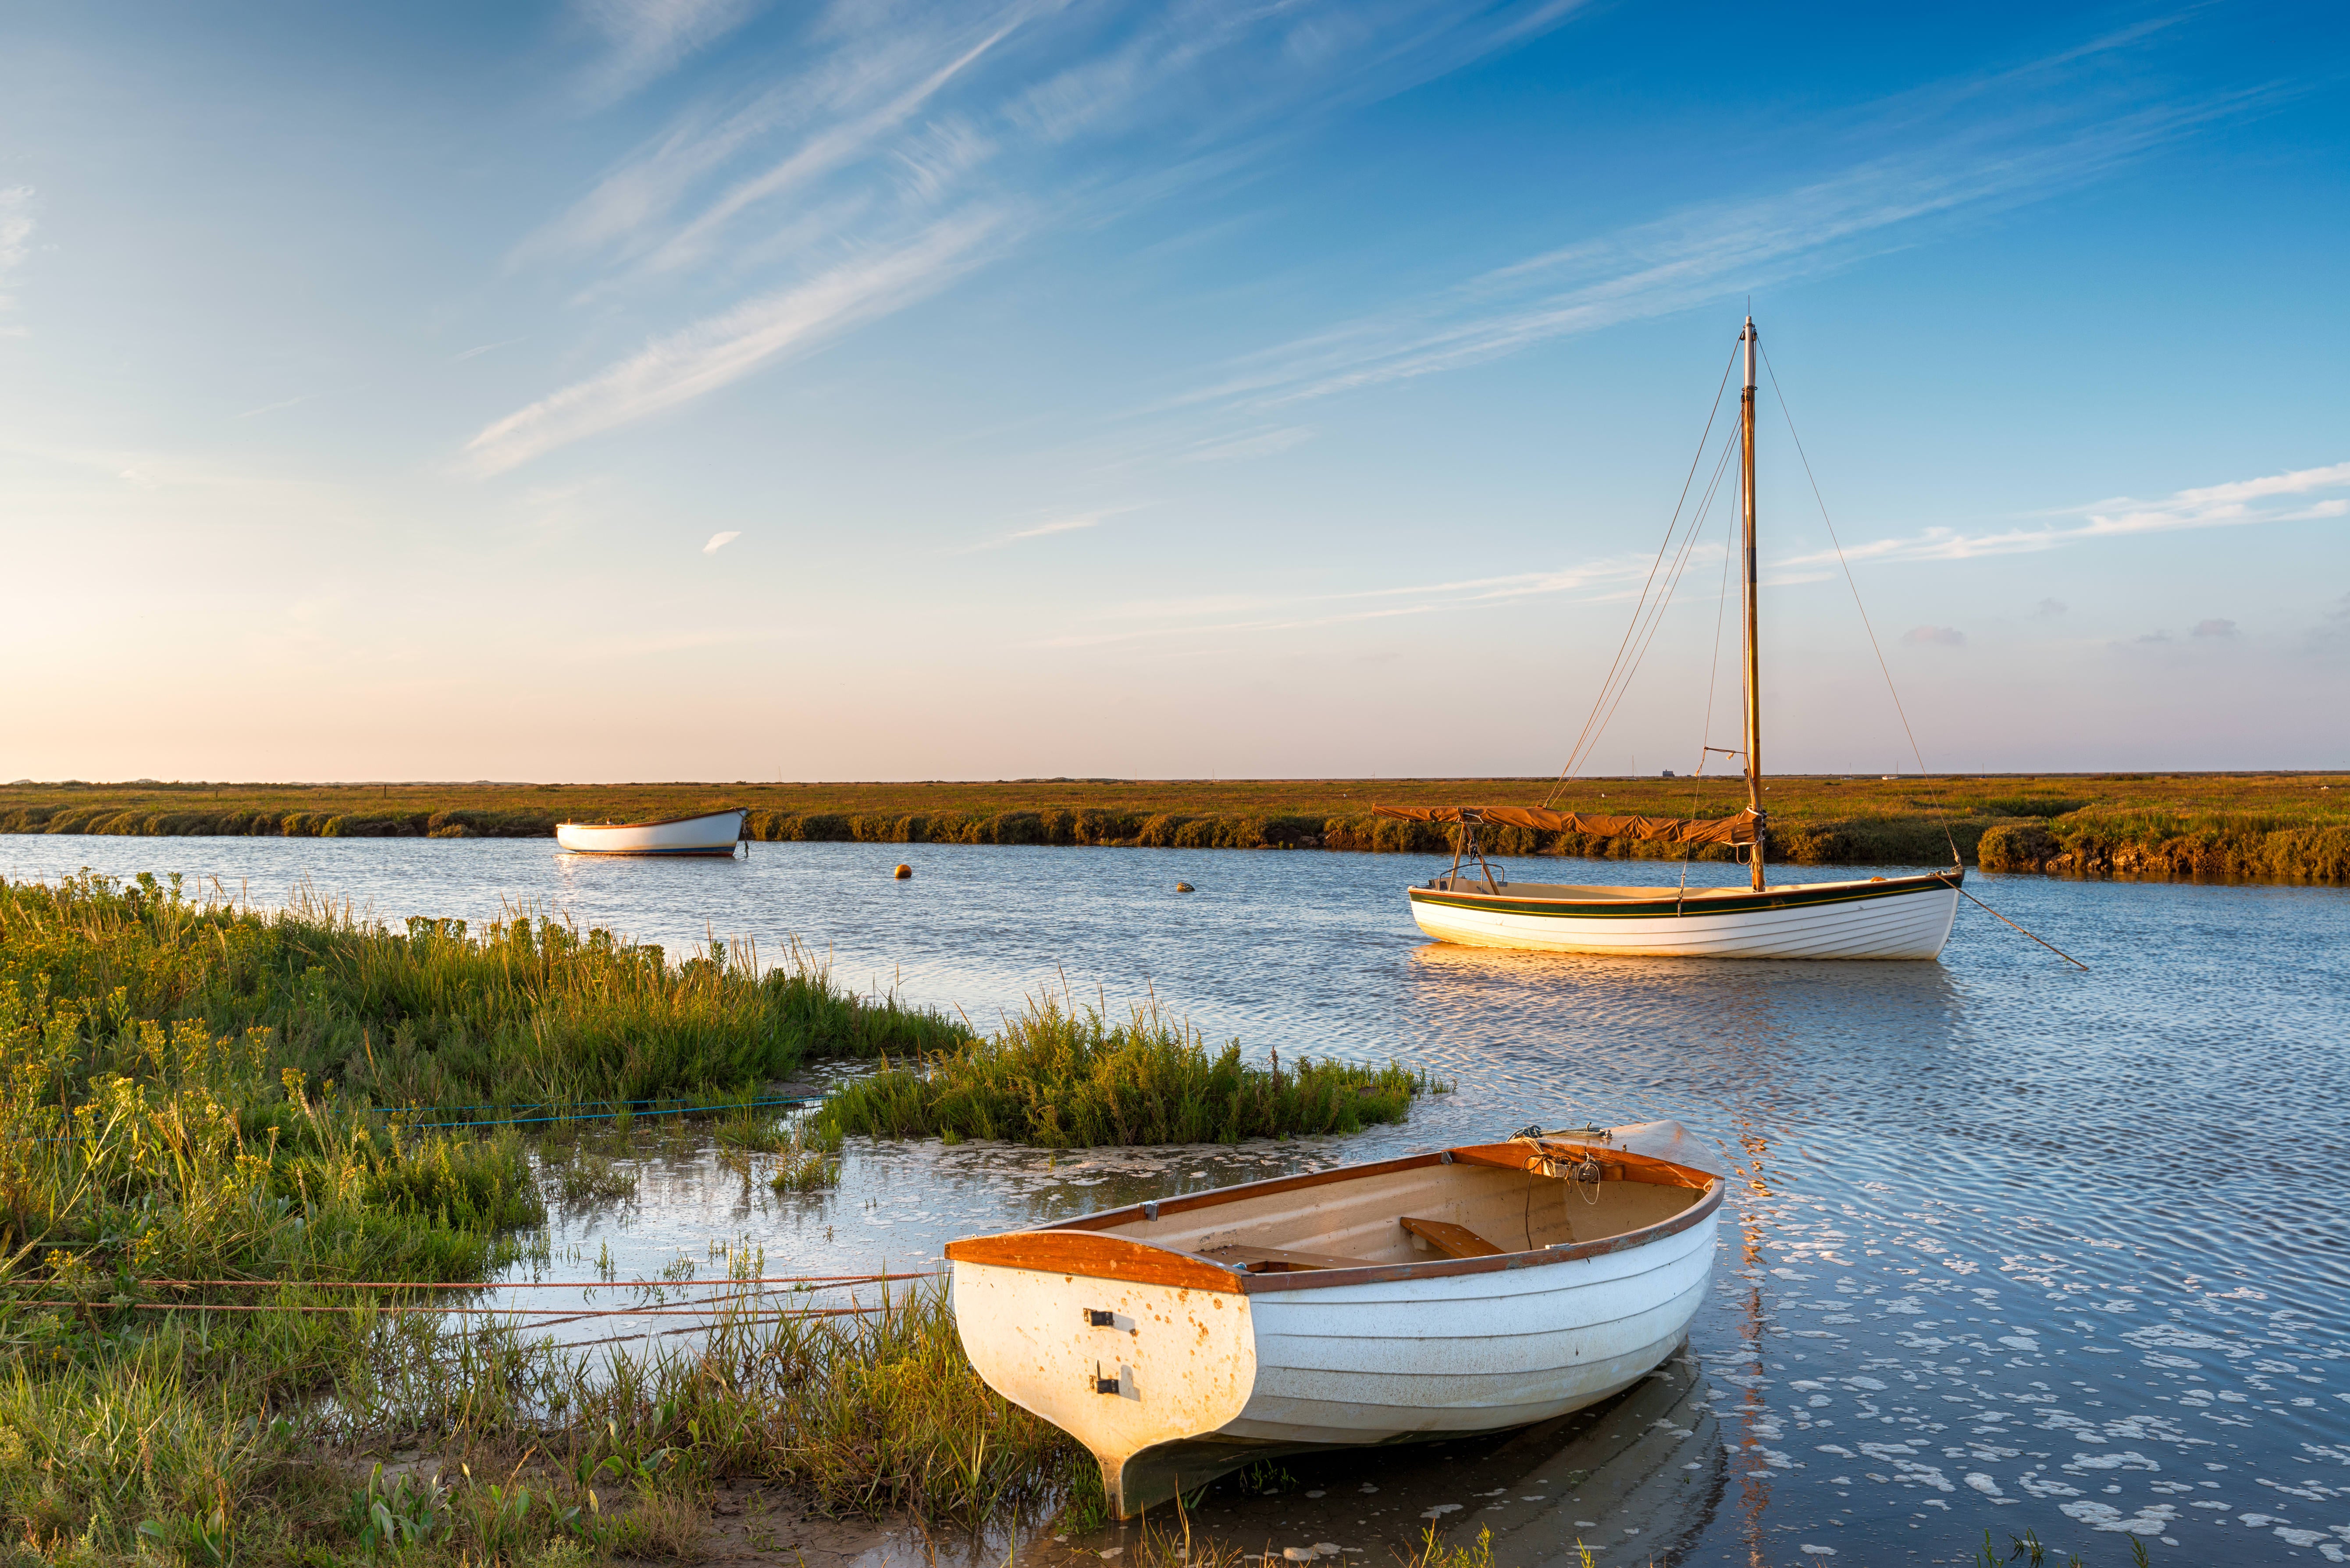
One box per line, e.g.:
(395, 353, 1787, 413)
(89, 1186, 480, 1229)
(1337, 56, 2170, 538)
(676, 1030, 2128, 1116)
(1282, 1550, 1315, 1562)
(1175, 881, 1195, 892)
(893, 863, 912, 880)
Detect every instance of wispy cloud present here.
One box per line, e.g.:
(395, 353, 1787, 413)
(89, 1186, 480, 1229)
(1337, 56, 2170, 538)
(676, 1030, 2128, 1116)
(1032, 552, 1677, 647)
(572, 0, 768, 106)
(1178, 426, 1314, 463)
(1902, 625, 1966, 648)
(234, 395, 310, 420)
(517, 6, 1027, 274)
(1780, 459, 2350, 569)
(0, 185, 36, 324)
(466, 210, 1004, 474)
(493, 0, 1594, 466)
(1140, 26, 2272, 424)
(628, 20, 1022, 281)
(453, 338, 524, 362)
(703, 529, 741, 553)
(2192, 618, 2237, 638)
(957, 506, 1139, 553)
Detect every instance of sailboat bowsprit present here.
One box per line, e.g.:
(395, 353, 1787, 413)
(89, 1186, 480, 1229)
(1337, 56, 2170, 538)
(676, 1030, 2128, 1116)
(1384, 318, 1963, 959)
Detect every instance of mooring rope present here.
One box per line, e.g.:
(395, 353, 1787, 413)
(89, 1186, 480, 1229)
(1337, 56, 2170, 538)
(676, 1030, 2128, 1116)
(1936, 875, 2090, 970)
(133, 1270, 931, 1290)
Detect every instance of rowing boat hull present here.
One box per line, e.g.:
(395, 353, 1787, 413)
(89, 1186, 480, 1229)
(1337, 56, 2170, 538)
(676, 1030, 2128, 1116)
(947, 1128, 1723, 1516)
(553, 808, 747, 857)
(1405, 869, 1960, 958)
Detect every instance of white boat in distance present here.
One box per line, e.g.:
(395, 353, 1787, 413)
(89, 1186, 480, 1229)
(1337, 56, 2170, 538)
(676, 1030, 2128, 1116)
(1405, 864, 1959, 958)
(1377, 317, 1962, 958)
(553, 808, 748, 857)
(947, 1121, 1722, 1518)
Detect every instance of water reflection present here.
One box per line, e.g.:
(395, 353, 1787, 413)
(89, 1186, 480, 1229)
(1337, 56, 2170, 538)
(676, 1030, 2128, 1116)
(7, 836, 2346, 1564)
(1056, 1350, 1725, 1567)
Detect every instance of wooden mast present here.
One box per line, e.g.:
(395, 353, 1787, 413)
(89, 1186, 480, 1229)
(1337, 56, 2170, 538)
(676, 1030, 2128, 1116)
(1740, 317, 1766, 891)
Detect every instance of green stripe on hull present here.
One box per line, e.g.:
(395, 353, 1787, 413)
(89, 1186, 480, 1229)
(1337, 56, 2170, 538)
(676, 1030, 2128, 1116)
(1406, 872, 1959, 921)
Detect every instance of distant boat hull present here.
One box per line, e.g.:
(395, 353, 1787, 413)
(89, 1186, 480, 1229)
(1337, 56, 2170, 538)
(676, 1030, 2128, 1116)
(1406, 869, 1960, 959)
(553, 809, 747, 857)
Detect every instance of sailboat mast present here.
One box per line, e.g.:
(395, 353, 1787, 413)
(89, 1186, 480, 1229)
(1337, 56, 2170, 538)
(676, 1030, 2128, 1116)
(1740, 317, 1766, 891)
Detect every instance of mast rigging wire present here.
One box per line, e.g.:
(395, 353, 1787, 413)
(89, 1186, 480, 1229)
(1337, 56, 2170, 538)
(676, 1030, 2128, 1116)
(1757, 342, 1962, 869)
(1567, 425, 1741, 789)
(1543, 339, 1741, 806)
(1762, 343, 2086, 969)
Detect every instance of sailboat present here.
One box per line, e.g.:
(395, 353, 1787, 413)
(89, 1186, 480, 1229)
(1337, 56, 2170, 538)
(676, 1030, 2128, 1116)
(1381, 319, 1962, 959)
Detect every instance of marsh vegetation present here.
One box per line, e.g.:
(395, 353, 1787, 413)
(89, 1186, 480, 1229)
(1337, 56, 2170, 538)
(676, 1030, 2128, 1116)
(815, 995, 1443, 1148)
(0, 871, 1459, 1565)
(6, 772, 2343, 879)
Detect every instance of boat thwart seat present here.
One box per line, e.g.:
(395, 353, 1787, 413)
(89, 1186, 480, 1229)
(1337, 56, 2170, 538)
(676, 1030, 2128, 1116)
(1399, 1216, 1506, 1258)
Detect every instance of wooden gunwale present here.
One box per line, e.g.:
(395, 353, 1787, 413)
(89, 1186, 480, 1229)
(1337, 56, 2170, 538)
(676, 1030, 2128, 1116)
(942, 1143, 1723, 1296)
(554, 807, 748, 832)
(1407, 868, 1959, 920)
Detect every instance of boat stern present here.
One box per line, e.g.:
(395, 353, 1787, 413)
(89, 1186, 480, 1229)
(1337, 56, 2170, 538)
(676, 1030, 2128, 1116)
(948, 1241, 1259, 1517)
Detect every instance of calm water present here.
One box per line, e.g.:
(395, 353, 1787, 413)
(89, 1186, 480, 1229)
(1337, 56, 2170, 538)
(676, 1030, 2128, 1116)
(7, 834, 2348, 1566)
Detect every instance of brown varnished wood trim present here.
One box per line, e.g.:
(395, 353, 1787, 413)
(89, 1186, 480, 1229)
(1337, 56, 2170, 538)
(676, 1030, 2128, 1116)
(1052, 1142, 1706, 1239)
(1237, 1175, 1724, 1294)
(959, 1141, 1724, 1295)
(1448, 1143, 1711, 1191)
(944, 1231, 1243, 1293)
(1048, 1150, 1453, 1232)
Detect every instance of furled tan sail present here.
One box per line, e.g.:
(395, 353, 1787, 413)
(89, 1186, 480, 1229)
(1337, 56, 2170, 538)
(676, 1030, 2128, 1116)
(1371, 803, 1755, 846)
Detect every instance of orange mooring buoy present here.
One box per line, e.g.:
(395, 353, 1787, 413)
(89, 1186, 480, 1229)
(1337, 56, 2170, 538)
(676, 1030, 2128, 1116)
(894, 863, 913, 880)
(1175, 882, 1194, 893)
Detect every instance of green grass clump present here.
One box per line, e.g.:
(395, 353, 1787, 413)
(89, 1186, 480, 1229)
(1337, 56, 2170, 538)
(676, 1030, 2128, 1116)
(816, 996, 1442, 1148)
(0, 883, 556, 1559)
(0, 871, 1077, 1563)
(2, 869, 967, 1116)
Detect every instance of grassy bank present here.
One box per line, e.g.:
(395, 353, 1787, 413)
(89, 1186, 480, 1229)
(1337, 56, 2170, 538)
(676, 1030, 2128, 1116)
(1, 870, 964, 1113)
(4, 773, 2345, 880)
(817, 996, 1442, 1148)
(0, 870, 1465, 1564)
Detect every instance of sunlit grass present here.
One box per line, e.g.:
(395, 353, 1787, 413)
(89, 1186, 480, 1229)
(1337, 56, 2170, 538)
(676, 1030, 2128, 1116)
(10, 772, 2343, 876)
(817, 993, 1444, 1148)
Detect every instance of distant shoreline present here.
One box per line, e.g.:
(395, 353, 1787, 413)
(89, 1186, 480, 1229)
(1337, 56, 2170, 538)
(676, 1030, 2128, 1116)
(3, 774, 2343, 882)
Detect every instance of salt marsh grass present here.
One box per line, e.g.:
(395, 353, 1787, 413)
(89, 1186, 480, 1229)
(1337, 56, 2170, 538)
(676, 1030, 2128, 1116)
(816, 994, 1443, 1148)
(10, 772, 2346, 878)
(0, 870, 1446, 1564)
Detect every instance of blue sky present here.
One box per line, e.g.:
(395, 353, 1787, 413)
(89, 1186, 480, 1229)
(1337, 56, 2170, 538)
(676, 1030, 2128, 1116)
(2, 0, 2345, 782)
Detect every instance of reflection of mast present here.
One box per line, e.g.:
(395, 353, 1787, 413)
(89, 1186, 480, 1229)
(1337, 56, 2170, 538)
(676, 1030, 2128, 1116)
(1736, 1118, 1773, 1568)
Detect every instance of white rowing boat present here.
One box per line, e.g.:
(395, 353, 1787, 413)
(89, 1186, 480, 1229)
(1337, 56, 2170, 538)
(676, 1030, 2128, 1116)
(1376, 318, 1964, 959)
(552, 808, 747, 857)
(946, 1120, 1723, 1518)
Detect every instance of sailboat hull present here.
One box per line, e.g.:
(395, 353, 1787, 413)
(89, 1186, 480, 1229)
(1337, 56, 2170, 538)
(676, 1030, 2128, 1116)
(1405, 870, 1961, 959)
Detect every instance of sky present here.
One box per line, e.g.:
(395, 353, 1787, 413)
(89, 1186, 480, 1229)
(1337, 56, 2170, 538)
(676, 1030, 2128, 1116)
(2, 0, 2346, 783)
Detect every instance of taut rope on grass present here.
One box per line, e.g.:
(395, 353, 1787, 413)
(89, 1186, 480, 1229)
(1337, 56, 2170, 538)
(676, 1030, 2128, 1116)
(130, 1271, 933, 1290)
